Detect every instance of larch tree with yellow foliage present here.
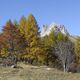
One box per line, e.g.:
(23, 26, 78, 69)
(19, 14, 45, 64)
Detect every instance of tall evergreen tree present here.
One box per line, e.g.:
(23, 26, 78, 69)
(0, 33, 8, 57)
(21, 14, 44, 64)
(75, 37, 80, 64)
(19, 16, 27, 34)
(42, 30, 57, 66)
(2, 20, 26, 62)
(57, 32, 68, 42)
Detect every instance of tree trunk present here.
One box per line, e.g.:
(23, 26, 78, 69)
(63, 64, 66, 72)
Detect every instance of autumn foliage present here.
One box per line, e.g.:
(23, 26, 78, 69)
(0, 14, 78, 73)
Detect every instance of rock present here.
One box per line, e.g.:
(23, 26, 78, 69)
(46, 68, 51, 70)
(11, 65, 16, 68)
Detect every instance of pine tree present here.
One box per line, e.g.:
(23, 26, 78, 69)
(0, 33, 8, 57)
(57, 32, 68, 42)
(21, 14, 44, 64)
(2, 20, 26, 62)
(75, 37, 80, 64)
(19, 16, 27, 34)
(42, 30, 57, 66)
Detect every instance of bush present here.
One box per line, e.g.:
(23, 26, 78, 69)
(68, 63, 77, 73)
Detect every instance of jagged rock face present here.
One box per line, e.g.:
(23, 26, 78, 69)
(41, 23, 69, 37)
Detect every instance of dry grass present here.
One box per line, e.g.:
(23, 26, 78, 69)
(0, 63, 80, 80)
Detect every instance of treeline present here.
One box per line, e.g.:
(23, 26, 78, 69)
(0, 14, 80, 72)
(0, 14, 45, 65)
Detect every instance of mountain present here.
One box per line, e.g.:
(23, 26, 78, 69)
(41, 23, 69, 37)
(41, 23, 78, 43)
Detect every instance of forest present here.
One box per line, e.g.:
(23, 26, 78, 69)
(0, 13, 80, 73)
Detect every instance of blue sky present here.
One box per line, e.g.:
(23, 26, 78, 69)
(0, 0, 80, 35)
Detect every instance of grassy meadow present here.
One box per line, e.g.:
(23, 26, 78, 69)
(0, 63, 79, 80)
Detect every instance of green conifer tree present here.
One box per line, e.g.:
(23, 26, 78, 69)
(75, 37, 80, 64)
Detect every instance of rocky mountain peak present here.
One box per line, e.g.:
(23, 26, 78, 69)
(41, 23, 69, 37)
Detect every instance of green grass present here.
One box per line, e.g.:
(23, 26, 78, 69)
(0, 63, 80, 80)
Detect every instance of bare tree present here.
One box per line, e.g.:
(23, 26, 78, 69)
(55, 41, 75, 72)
